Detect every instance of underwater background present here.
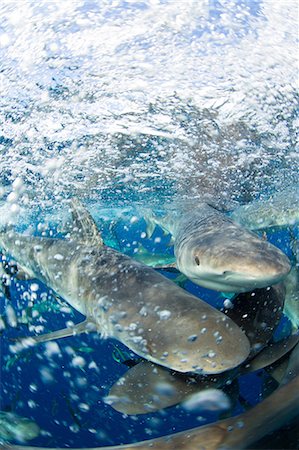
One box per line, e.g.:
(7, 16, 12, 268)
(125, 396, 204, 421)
(0, 0, 298, 449)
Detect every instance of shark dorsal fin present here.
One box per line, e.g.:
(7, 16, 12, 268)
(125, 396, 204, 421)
(70, 199, 103, 246)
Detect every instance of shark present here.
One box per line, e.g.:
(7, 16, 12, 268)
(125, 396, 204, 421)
(1, 375, 298, 450)
(143, 203, 291, 292)
(107, 331, 299, 417)
(0, 199, 250, 375)
(106, 357, 234, 415)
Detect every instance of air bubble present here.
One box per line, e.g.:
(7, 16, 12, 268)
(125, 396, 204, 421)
(72, 356, 86, 368)
(223, 299, 233, 309)
(182, 389, 231, 412)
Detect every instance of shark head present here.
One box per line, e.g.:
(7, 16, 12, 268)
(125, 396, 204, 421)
(176, 229, 291, 293)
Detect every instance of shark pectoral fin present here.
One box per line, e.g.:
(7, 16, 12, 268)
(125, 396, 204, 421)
(69, 198, 103, 246)
(10, 320, 95, 352)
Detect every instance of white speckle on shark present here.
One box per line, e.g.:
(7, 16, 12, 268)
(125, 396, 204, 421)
(0, 200, 250, 374)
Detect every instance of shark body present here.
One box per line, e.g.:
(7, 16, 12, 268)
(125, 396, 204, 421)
(0, 201, 250, 374)
(0, 202, 298, 450)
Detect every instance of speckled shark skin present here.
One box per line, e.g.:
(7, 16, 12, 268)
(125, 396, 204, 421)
(0, 201, 250, 375)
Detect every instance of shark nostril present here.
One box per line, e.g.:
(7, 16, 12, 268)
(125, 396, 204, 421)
(195, 256, 200, 266)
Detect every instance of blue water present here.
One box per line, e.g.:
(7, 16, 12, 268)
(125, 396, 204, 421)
(0, 0, 298, 448)
(0, 216, 296, 448)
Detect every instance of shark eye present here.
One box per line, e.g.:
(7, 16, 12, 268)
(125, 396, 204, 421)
(194, 256, 200, 266)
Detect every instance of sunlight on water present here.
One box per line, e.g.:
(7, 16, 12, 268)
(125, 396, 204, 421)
(0, 0, 298, 212)
(0, 1, 298, 449)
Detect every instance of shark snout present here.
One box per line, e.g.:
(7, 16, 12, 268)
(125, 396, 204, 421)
(236, 244, 290, 279)
(214, 246, 291, 291)
(187, 239, 291, 293)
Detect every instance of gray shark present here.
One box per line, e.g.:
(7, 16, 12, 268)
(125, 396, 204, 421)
(107, 331, 299, 417)
(106, 359, 231, 415)
(2, 375, 298, 450)
(144, 203, 291, 292)
(0, 200, 250, 374)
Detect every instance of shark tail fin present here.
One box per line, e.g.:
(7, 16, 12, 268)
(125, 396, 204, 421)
(70, 199, 103, 247)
